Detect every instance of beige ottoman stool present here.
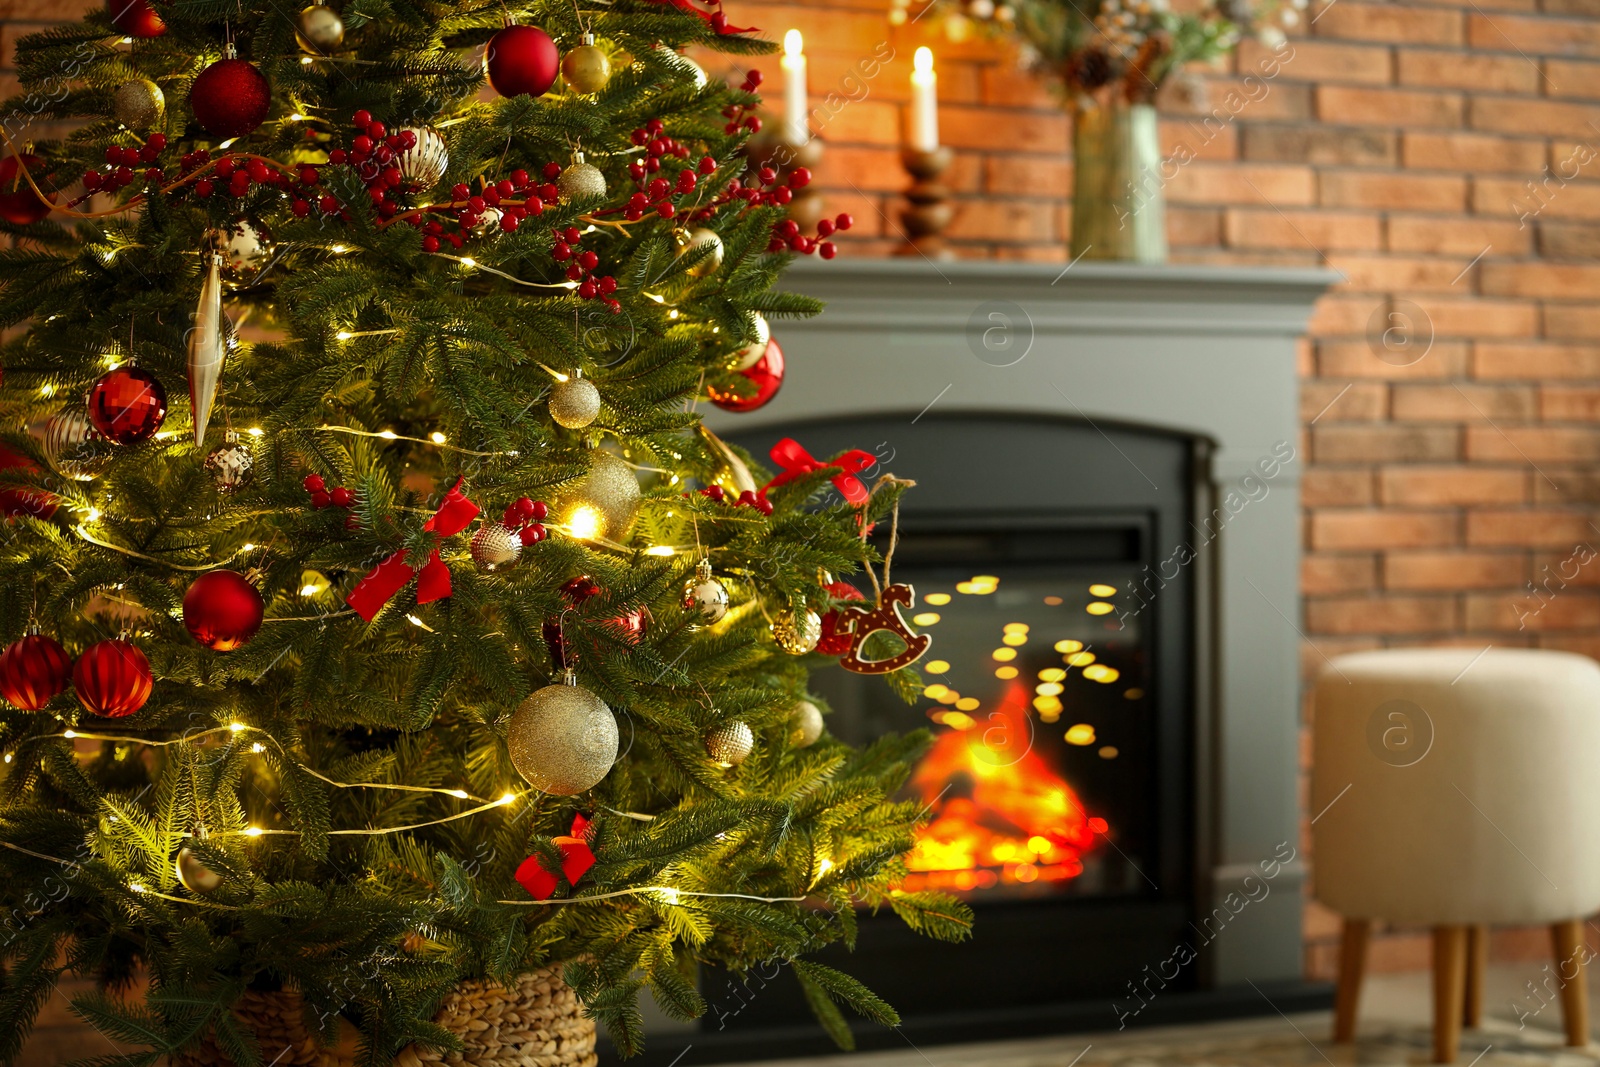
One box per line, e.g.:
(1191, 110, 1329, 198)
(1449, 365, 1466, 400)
(1311, 647, 1600, 1062)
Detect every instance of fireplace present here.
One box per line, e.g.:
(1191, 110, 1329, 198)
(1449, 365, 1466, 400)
(622, 260, 1336, 1064)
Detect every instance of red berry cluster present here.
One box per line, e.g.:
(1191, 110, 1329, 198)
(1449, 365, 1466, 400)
(73, 134, 168, 205)
(502, 497, 550, 545)
(767, 212, 852, 258)
(303, 473, 359, 528)
(417, 172, 545, 251)
(312, 109, 422, 221)
(720, 71, 765, 134)
(692, 484, 774, 515)
(618, 157, 714, 224)
(201, 154, 300, 201)
(551, 226, 619, 307)
(626, 119, 697, 183)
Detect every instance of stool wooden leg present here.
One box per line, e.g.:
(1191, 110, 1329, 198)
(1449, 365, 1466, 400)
(1333, 917, 1369, 1043)
(1433, 925, 1468, 1064)
(1463, 924, 1486, 1028)
(1551, 919, 1589, 1048)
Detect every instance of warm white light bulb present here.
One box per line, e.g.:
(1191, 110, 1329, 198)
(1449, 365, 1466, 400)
(568, 505, 603, 541)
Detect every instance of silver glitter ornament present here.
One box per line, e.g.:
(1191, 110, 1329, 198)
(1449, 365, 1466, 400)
(549, 375, 601, 429)
(558, 152, 607, 201)
(789, 699, 824, 747)
(204, 431, 254, 493)
(43, 408, 111, 481)
(175, 846, 223, 894)
(112, 78, 164, 129)
(470, 522, 522, 571)
(772, 607, 822, 654)
(681, 558, 729, 625)
(397, 126, 448, 191)
(507, 670, 618, 795)
(706, 720, 754, 766)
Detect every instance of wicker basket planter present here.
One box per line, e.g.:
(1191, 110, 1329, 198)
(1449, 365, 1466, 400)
(173, 966, 595, 1067)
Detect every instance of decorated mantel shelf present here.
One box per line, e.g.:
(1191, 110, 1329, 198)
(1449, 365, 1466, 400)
(708, 257, 1339, 990)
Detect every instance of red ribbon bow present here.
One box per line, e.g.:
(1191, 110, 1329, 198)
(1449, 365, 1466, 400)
(516, 813, 596, 900)
(762, 438, 876, 505)
(650, 0, 756, 33)
(345, 478, 481, 622)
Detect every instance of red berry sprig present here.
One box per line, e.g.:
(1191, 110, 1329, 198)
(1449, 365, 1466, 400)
(720, 70, 765, 135)
(72, 134, 169, 205)
(551, 225, 619, 307)
(502, 497, 550, 544)
(692, 484, 774, 515)
(767, 210, 851, 258)
(304, 474, 359, 528)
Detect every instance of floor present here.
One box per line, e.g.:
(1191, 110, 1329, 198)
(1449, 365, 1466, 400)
(705, 966, 1600, 1067)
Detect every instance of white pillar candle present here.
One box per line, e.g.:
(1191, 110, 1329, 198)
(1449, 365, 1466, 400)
(781, 29, 809, 145)
(910, 46, 939, 152)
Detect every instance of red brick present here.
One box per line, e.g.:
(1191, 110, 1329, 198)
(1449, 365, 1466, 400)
(1303, 554, 1380, 594)
(1242, 125, 1398, 167)
(1541, 386, 1600, 419)
(1401, 132, 1547, 174)
(1470, 96, 1600, 138)
(1318, 339, 1472, 379)
(1225, 208, 1382, 251)
(1304, 380, 1387, 421)
(1467, 11, 1600, 56)
(1465, 589, 1600, 630)
(1319, 170, 1467, 211)
(1168, 163, 1316, 205)
(1317, 85, 1464, 128)
(945, 199, 1060, 243)
(1467, 508, 1600, 546)
(1306, 594, 1458, 634)
(1545, 57, 1600, 99)
(1169, 206, 1224, 247)
(1309, 295, 1384, 336)
(984, 155, 1070, 196)
(1415, 298, 1540, 339)
(1161, 119, 1238, 162)
(1534, 472, 1600, 504)
(1545, 306, 1600, 338)
(1239, 38, 1394, 84)
(1182, 78, 1315, 121)
(1312, 3, 1465, 45)
(1326, 253, 1474, 293)
(1466, 426, 1600, 463)
(1475, 178, 1600, 222)
(1392, 383, 1538, 420)
(1379, 466, 1528, 504)
(1475, 342, 1600, 377)
(1398, 49, 1541, 93)
(1386, 215, 1532, 256)
(1312, 510, 1459, 551)
(1385, 550, 1528, 589)
(941, 105, 1068, 153)
(1305, 468, 1377, 506)
(979, 67, 1058, 109)
(1480, 262, 1600, 298)
(1313, 425, 1462, 462)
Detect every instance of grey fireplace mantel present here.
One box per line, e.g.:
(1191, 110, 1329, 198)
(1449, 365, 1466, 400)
(708, 257, 1339, 990)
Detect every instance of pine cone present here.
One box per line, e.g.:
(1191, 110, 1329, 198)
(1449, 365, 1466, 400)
(1067, 47, 1114, 91)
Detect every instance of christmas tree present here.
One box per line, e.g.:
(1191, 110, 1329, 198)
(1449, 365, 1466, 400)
(0, 0, 971, 1062)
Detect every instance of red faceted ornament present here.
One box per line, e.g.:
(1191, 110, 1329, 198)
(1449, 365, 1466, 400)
(73, 638, 153, 718)
(88, 365, 167, 445)
(0, 632, 72, 710)
(108, 0, 166, 37)
(0, 155, 56, 226)
(183, 570, 264, 652)
(485, 24, 559, 98)
(190, 54, 272, 140)
(0, 444, 55, 519)
(817, 580, 867, 655)
(708, 338, 784, 413)
(542, 575, 649, 669)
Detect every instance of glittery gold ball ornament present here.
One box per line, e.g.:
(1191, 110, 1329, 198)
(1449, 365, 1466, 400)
(175, 846, 223, 894)
(112, 78, 164, 129)
(558, 152, 606, 201)
(43, 408, 111, 482)
(734, 313, 771, 371)
(682, 558, 729, 625)
(706, 720, 754, 766)
(675, 227, 723, 278)
(507, 672, 618, 795)
(470, 522, 522, 571)
(772, 607, 822, 655)
(204, 431, 254, 493)
(396, 126, 448, 191)
(295, 4, 345, 52)
(549, 375, 601, 429)
(567, 450, 640, 541)
(220, 221, 272, 286)
(561, 33, 612, 93)
(790, 699, 824, 747)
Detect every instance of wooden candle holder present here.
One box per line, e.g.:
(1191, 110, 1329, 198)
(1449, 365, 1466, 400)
(895, 146, 955, 260)
(746, 135, 826, 233)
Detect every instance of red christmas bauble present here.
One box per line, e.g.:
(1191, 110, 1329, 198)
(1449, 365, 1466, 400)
(0, 444, 55, 519)
(542, 575, 649, 669)
(88, 365, 167, 445)
(0, 633, 72, 710)
(183, 570, 264, 652)
(108, 0, 166, 37)
(817, 580, 866, 656)
(74, 638, 153, 718)
(190, 58, 272, 140)
(0, 155, 56, 226)
(709, 338, 784, 413)
(485, 24, 559, 98)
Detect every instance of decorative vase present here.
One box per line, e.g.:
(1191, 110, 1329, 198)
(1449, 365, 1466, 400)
(1070, 100, 1167, 263)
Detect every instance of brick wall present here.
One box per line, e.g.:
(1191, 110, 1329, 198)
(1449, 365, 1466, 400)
(6, 0, 1598, 989)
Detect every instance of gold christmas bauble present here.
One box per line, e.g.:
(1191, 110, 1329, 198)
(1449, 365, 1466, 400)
(220, 220, 272, 285)
(734, 313, 771, 371)
(549, 376, 601, 429)
(675, 227, 723, 278)
(561, 35, 612, 93)
(558, 155, 607, 202)
(43, 408, 111, 481)
(681, 558, 728, 625)
(296, 4, 345, 52)
(175, 846, 223, 894)
(567, 450, 640, 541)
(507, 676, 618, 795)
(470, 521, 522, 571)
(790, 699, 824, 747)
(706, 720, 754, 766)
(111, 78, 164, 129)
(396, 126, 449, 190)
(772, 608, 822, 655)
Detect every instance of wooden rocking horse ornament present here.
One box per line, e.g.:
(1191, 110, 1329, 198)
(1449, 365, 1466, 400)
(835, 584, 930, 675)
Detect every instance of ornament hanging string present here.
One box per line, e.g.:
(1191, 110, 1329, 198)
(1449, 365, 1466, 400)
(859, 475, 914, 601)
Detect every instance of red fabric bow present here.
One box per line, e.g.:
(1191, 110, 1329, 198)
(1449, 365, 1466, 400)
(651, 0, 756, 34)
(346, 478, 481, 622)
(762, 438, 876, 505)
(516, 813, 597, 900)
